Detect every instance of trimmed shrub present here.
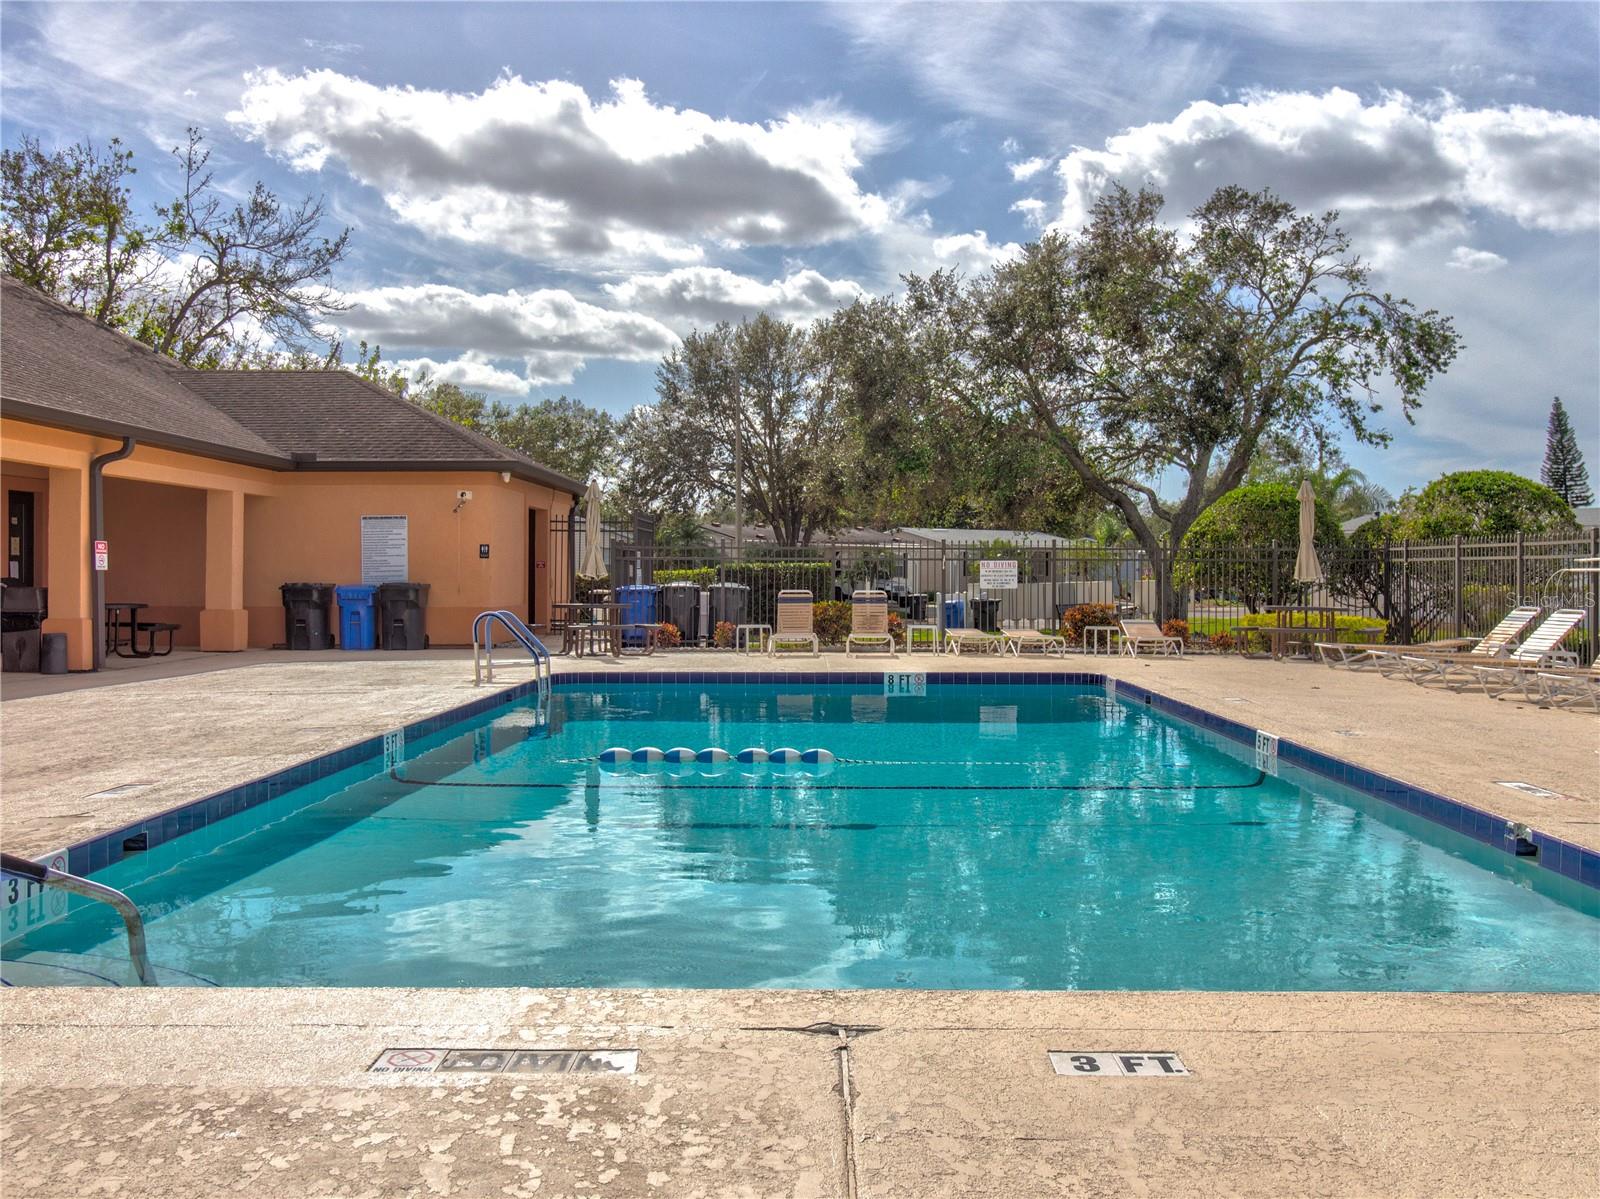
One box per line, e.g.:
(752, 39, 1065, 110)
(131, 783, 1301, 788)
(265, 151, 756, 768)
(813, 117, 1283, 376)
(1059, 603, 1117, 646)
(654, 567, 716, 587)
(655, 622, 683, 649)
(712, 620, 737, 649)
(1161, 618, 1189, 641)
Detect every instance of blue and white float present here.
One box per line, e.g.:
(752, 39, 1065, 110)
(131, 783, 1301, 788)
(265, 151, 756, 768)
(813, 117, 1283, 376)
(598, 747, 836, 775)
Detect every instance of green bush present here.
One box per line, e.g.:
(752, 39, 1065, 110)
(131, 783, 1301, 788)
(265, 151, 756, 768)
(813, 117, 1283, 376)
(1392, 470, 1576, 538)
(1177, 483, 1344, 613)
(653, 567, 716, 587)
(575, 573, 609, 601)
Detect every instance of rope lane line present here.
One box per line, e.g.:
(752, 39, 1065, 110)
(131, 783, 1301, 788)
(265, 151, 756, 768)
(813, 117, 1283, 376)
(387, 769, 1269, 793)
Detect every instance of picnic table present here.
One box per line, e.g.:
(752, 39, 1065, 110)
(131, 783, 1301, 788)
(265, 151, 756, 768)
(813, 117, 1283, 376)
(551, 601, 626, 657)
(1232, 606, 1342, 660)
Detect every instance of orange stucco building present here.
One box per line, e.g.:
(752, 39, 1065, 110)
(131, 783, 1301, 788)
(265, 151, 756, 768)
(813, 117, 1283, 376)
(1, 279, 582, 670)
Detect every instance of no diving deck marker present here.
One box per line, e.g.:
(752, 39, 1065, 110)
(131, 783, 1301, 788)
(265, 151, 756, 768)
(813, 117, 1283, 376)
(1049, 1051, 1189, 1077)
(369, 1048, 639, 1076)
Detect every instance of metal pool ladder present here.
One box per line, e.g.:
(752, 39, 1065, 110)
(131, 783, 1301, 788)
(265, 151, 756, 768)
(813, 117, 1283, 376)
(0, 851, 158, 986)
(473, 610, 552, 698)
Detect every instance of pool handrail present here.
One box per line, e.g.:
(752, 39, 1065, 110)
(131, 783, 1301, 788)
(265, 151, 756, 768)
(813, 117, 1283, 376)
(473, 610, 552, 694)
(0, 850, 158, 986)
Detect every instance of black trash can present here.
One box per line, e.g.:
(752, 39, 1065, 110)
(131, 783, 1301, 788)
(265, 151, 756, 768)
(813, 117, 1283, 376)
(707, 582, 750, 630)
(377, 582, 430, 650)
(279, 583, 335, 650)
(1, 585, 45, 672)
(40, 632, 67, 675)
(660, 582, 701, 644)
(970, 597, 1001, 633)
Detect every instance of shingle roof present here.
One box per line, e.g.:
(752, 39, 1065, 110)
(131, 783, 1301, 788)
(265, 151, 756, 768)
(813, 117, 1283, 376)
(0, 278, 583, 495)
(0, 277, 288, 465)
(892, 527, 1074, 545)
(181, 370, 583, 493)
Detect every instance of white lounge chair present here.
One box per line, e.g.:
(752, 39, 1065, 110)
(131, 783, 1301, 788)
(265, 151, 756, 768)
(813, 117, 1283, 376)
(1534, 662, 1600, 712)
(941, 627, 1002, 654)
(1120, 618, 1183, 657)
(1001, 627, 1066, 657)
(1404, 608, 1587, 690)
(1317, 605, 1540, 671)
(845, 590, 896, 657)
(769, 590, 819, 657)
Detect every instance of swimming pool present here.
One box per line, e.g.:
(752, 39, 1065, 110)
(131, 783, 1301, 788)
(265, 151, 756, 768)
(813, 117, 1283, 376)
(4, 676, 1596, 990)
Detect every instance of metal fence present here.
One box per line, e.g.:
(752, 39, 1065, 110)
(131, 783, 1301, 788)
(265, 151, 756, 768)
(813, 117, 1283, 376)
(550, 518, 1600, 658)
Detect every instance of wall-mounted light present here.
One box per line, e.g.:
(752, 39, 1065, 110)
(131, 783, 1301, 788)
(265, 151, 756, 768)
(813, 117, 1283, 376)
(500, 471, 511, 483)
(453, 488, 473, 514)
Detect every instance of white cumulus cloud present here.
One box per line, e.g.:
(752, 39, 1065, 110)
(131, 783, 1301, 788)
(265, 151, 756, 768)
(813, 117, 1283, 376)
(335, 284, 680, 387)
(1446, 245, 1508, 272)
(1009, 155, 1052, 182)
(604, 267, 866, 332)
(231, 71, 893, 264)
(392, 352, 537, 396)
(1049, 89, 1600, 255)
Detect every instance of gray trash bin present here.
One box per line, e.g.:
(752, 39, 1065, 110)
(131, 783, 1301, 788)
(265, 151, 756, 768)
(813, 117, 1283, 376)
(660, 582, 701, 644)
(707, 582, 749, 630)
(280, 582, 335, 650)
(376, 582, 430, 650)
(40, 632, 67, 674)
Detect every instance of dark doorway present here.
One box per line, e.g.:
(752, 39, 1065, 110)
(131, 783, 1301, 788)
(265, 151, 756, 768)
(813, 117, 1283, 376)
(528, 508, 539, 626)
(7, 490, 35, 585)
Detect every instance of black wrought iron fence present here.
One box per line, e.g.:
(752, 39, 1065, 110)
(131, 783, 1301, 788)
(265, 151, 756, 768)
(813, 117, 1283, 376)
(548, 520, 1599, 658)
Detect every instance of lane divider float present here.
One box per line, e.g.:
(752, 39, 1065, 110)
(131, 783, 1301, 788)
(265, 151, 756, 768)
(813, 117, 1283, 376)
(597, 747, 836, 776)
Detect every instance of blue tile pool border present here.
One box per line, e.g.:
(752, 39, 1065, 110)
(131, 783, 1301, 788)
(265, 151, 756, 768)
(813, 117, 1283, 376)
(22, 668, 1597, 894)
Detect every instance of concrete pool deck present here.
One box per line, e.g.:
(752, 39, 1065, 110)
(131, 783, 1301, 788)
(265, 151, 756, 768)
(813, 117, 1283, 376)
(2, 649, 1598, 1196)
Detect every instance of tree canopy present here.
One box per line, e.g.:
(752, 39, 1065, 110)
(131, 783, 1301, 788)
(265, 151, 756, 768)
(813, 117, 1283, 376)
(1177, 482, 1345, 611)
(1385, 470, 1576, 538)
(1541, 396, 1593, 507)
(889, 184, 1459, 613)
(2, 129, 349, 366)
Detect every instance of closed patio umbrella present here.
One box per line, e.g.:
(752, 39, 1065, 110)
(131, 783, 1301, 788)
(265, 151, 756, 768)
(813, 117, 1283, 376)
(579, 480, 607, 579)
(1293, 479, 1324, 586)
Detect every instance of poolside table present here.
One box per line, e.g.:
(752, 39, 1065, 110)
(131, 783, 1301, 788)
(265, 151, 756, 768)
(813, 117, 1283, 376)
(552, 602, 626, 657)
(1082, 625, 1120, 656)
(104, 602, 149, 658)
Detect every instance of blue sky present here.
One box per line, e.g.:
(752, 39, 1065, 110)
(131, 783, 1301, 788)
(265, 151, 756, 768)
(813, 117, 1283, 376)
(2, 1, 1596, 496)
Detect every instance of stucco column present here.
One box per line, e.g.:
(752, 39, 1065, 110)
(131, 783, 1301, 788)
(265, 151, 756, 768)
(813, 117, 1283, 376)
(41, 464, 93, 670)
(200, 488, 247, 651)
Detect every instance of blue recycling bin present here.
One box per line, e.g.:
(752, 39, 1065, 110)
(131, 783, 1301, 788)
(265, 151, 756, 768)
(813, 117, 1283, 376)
(615, 584, 660, 646)
(335, 584, 378, 651)
(943, 596, 967, 629)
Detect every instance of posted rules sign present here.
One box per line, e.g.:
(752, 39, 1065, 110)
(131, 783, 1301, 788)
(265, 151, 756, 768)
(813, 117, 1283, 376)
(977, 558, 1018, 589)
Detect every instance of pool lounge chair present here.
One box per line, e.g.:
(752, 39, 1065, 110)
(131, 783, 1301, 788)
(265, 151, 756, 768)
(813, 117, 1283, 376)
(769, 590, 819, 657)
(1403, 608, 1587, 690)
(1316, 605, 1541, 671)
(942, 627, 1002, 654)
(1120, 618, 1183, 657)
(845, 589, 896, 657)
(1001, 627, 1067, 657)
(1534, 662, 1600, 712)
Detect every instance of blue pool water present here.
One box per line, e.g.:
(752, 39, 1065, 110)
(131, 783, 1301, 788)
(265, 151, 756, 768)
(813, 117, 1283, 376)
(4, 682, 1596, 990)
